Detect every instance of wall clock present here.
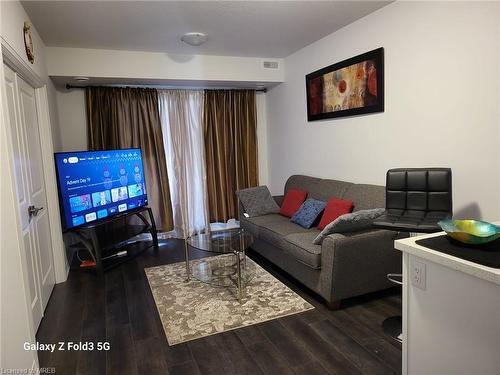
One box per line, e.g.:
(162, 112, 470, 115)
(23, 21, 35, 64)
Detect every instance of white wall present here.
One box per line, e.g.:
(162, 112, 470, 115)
(47, 47, 284, 85)
(1, 1, 47, 78)
(46, 79, 62, 150)
(1, 2, 63, 152)
(55, 88, 87, 151)
(266, 1, 500, 221)
(256, 92, 269, 185)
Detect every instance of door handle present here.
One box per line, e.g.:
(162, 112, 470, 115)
(28, 205, 44, 217)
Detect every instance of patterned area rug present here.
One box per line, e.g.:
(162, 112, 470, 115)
(145, 257, 314, 345)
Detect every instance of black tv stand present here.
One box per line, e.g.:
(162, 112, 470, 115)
(68, 206, 158, 275)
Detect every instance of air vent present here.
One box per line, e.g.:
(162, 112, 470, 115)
(262, 61, 279, 69)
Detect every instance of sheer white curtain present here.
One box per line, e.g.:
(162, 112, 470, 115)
(158, 90, 209, 238)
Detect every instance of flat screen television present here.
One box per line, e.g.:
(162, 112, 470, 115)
(54, 148, 148, 231)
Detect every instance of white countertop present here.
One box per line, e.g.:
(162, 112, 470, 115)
(395, 229, 500, 286)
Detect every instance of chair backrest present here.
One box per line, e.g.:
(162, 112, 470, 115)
(386, 168, 452, 216)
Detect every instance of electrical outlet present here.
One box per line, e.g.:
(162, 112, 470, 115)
(411, 259, 426, 290)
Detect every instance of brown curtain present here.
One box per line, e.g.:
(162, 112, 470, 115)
(203, 90, 258, 222)
(86, 87, 173, 231)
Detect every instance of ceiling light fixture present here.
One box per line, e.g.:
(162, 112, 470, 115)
(73, 76, 89, 82)
(181, 32, 208, 46)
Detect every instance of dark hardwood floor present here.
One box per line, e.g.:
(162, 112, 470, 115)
(37, 239, 402, 375)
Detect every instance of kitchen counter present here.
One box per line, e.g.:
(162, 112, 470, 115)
(394, 228, 500, 375)
(395, 231, 500, 285)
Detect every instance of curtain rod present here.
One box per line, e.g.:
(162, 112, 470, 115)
(65, 84, 267, 93)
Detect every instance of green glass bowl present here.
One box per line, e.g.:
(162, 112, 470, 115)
(438, 219, 500, 245)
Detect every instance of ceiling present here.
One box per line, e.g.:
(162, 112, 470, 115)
(22, 1, 390, 58)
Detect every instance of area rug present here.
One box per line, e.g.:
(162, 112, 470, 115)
(145, 257, 314, 345)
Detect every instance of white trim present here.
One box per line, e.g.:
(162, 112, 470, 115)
(1, 39, 44, 88)
(402, 252, 409, 375)
(2, 39, 68, 284)
(35, 87, 69, 283)
(0, 41, 4, 371)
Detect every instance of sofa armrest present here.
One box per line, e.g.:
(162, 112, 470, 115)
(238, 201, 246, 221)
(321, 229, 403, 301)
(273, 195, 284, 206)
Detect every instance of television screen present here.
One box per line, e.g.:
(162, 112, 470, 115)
(54, 148, 148, 230)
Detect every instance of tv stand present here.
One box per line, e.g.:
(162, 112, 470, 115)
(69, 206, 158, 275)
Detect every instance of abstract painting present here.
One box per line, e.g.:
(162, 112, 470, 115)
(306, 48, 384, 121)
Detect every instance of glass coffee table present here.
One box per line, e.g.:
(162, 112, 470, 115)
(185, 228, 255, 300)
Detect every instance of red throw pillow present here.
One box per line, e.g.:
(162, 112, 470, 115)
(280, 189, 308, 218)
(318, 197, 353, 230)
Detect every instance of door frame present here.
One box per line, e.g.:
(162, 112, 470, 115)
(1, 41, 68, 285)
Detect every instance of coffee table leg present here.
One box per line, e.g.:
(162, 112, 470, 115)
(184, 239, 190, 281)
(240, 232, 247, 270)
(236, 251, 242, 301)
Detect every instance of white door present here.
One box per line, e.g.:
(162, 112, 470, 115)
(3, 64, 55, 330)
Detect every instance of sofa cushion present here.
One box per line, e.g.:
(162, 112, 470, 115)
(240, 214, 289, 237)
(236, 186, 280, 217)
(283, 231, 322, 269)
(314, 208, 385, 244)
(280, 189, 308, 218)
(291, 198, 326, 229)
(258, 220, 311, 248)
(314, 179, 353, 202)
(318, 197, 353, 230)
(285, 175, 320, 196)
(343, 184, 385, 212)
(284, 175, 353, 202)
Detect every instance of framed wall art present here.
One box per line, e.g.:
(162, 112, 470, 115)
(306, 47, 384, 121)
(23, 21, 35, 64)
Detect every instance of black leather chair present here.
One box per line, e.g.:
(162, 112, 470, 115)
(373, 168, 453, 342)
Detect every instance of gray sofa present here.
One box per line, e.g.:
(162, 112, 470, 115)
(240, 175, 403, 309)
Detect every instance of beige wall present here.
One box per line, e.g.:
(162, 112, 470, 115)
(266, 1, 500, 221)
